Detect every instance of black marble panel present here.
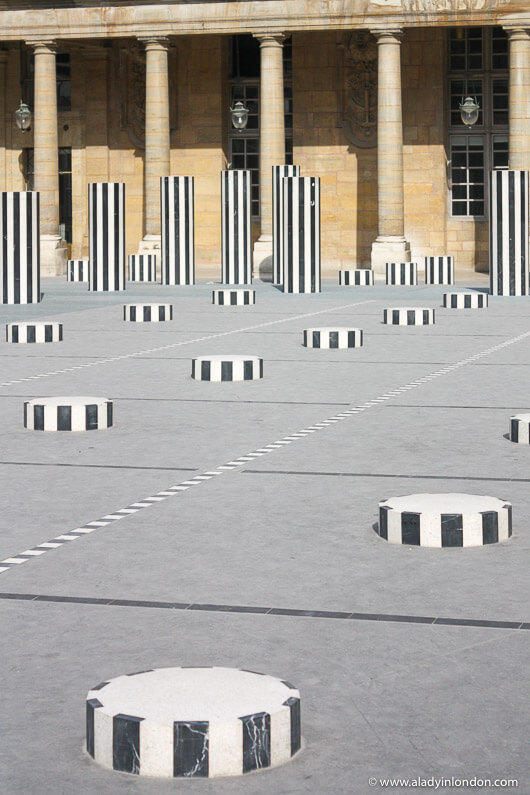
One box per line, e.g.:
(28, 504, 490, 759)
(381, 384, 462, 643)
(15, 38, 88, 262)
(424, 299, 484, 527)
(312, 331, 320, 348)
(441, 513, 463, 547)
(407, 310, 416, 326)
(113, 713, 143, 774)
(423, 310, 430, 325)
(143, 306, 151, 322)
(329, 331, 338, 348)
(85, 404, 98, 431)
(284, 697, 301, 755)
(57, 405, 71, 431)
(240, 712, 271, 773)
(201, 361, 211, 381)
(129, 306, 136, 322)
(27, 325, 36, 343)
(221, 361, 233, 381)
(45, 324, 53, 342)
(11, 325, 18, 342)
(173, 721, 209, 777)
(379, 506, 389, 539)
(482, 511, 499, 544)
(244, 360, 253, 380)
(511, 419, 519, 443)
(86, 698, 102, 757)
(34, 404, 44, 431)
(106, 401, 113, 428)
(401, 512, 420, 545)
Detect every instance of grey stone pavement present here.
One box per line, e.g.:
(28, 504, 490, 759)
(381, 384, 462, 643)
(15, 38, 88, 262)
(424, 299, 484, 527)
(0, 276, 528, 795)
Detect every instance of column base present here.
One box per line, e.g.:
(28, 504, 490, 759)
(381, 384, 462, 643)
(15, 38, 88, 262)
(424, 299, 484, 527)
(252, 237, 273, 280)
(370, 237, 411, 277)
(40, 235, 68, 277)
(138, 234, 161, 260)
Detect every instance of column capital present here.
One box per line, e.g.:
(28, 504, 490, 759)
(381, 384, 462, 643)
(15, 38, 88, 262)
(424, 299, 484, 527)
(503, 27, 530, 42)
(137, 36, 170, 51)
(370, 29, 403, 45)
(253, 33, 286, 47)
(26, 40, 58, 54)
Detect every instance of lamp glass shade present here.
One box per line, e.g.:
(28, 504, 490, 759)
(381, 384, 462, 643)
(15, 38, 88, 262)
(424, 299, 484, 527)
(14, 101, 32, 132)
(459, 97, 479, 128)
(230, 101, 249, 131)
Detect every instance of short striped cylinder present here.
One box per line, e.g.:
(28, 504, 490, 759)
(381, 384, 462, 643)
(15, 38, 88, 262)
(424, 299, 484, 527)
(161, 176, 195, 285)
(88, 183, 126, 292)
(282, 176, 321, 293)
(386, 262, 417, 286)
(192, 355, 263, 382)
(123, 303, 173, 322)
(443, 292, 488, 309)
(377, 493, 512, 547)
(303, 327, 363, 349)
(0, 191, 40, 304)
(509, 413, 530, 444)
(490, 169, 529, 296)
(272, 164, 300, 285)
(6, 322, 62, 344)
(424, 256, 454, 285)
(128, 254, 157, 283)
(212, 289, 255, 306)
(67, 260, 89, 282)
(221, 170, 251, 285)
(86, 667, 301, 778)
(338, 269, 374, 286)
(24, 396, 113, 432)
(383, 307, 434, 325)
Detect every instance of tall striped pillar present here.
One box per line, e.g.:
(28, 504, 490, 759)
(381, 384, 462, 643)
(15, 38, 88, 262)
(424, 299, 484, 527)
(273, 165, 300, 285)
(88, 183, 126, 292)
(282, 176, 321, 293)
(221, 170, 252, 285)
(489, 170, 529, 296)
(0, 192, 40, 304)
(160, 176, 195, 285)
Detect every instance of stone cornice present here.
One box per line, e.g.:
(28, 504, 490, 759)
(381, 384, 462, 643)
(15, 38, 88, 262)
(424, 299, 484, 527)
(0, 2, 529, 40)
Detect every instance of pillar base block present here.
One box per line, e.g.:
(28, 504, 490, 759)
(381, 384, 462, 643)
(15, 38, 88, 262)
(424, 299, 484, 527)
(40, 235, 68, 277)
(138, 234, 161, 260)
(370, 237, 411, 277)
(253, 238, 273, 279)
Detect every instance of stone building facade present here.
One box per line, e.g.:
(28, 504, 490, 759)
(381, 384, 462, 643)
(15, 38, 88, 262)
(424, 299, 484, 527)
(0, 0, 529, 277)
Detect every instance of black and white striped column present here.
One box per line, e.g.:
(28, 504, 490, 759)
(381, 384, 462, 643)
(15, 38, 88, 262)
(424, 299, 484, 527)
(443, 292, 488, 309)
(88, 183, 126, 292)
(510, 413, 530, 444)
(212, 289, 255, 306)
(424, 256, 454, 285)
(161, 176, 195, 285)
(6, 322, 62, 343)
(386, 262, 417, 286)
(192, 355, 263, 382)
(383, 307, 434, 326)
(377, 493, 512, 547)
(339, 269, 374, 286)
(489, 169, 529, 296)
(272, 165, 300, 285)
(303, 327, 363, 349)
(123, 303, 173, 322)
(67, 260, 89, 283)
(0, 192, 40, 304)
(128, 255, 157, 283)
(221, 170, 252, 285)
(86, 667, 300, 778)
(282, 176, 321, 294)
(24, 396, 113, 431)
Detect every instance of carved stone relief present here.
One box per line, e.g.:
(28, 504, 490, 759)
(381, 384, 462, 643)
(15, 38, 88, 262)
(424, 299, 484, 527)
(339, 31, 377, 149)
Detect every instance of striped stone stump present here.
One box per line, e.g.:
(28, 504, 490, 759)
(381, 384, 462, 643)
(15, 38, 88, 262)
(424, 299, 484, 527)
(212, 289, 255, 306)
(0, 191, 40, 304)
(6, 322, 62, 344)
(303, 327, 363, 349)
(443, 292, 488, 309)
(282, 176, 321, 293)
(67, 260, 89, 283)
(192, 355, 263, 382)
(383, 307, 435, 326)
(377, 493, 512, 547)
(86, 667, 301, 778)
(386, 262, 417, 286)
(272, 164, 300, 285)
(338, 269, 374, 287)
(161, 176, 195, 285)
(88, 183, 126, 292)
(24, 396, 113, 432)
(510, 414, 530, 444)
(490, 169, 529, 296)
(424, 256, 454, 285)
(221, 170, 252, 285)
(123, 304, 173, 323)
(128, 254, 157, 283)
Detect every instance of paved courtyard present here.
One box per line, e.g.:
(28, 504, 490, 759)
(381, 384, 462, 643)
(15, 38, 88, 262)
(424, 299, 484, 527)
(0, 276, 528, 794)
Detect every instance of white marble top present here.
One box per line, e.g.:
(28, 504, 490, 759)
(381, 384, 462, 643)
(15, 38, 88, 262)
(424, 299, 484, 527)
(511, 413, 530, 421)
(89, 667, 298, 722)
(381, 493, 507, 513)
(26, 396, 110, 406)
(305, 327, 362, 333)
(193, 355, 261, 362)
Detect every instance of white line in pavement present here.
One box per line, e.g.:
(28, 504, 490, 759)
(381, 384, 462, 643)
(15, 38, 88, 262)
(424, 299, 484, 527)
(1, 326, 529, 576)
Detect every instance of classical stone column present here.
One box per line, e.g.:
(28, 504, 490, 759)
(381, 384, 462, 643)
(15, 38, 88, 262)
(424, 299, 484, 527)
(505, 28, 530, 172)
(370, 29, 410, 275)
(30, 40, 67, 275)
(253, 33, 285, 277)
(138, 36, 170, 255)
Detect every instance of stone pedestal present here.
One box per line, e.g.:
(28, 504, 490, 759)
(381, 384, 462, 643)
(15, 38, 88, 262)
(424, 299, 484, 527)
(443, 292, 488, 309)
(212, 289, 255, 306)
(67, 260, 89, 282)
(386, 262, 417, 286)
(384, 307, 434, 325)
(24, 396, 113, 431)
(303, 327, 363, 349)
(6, 322, 62, 343)
(424, 256, 454, 286)
(123, 303, 172, 322)
(192, 355, 263, 382)
(339, 269, 374, 286)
